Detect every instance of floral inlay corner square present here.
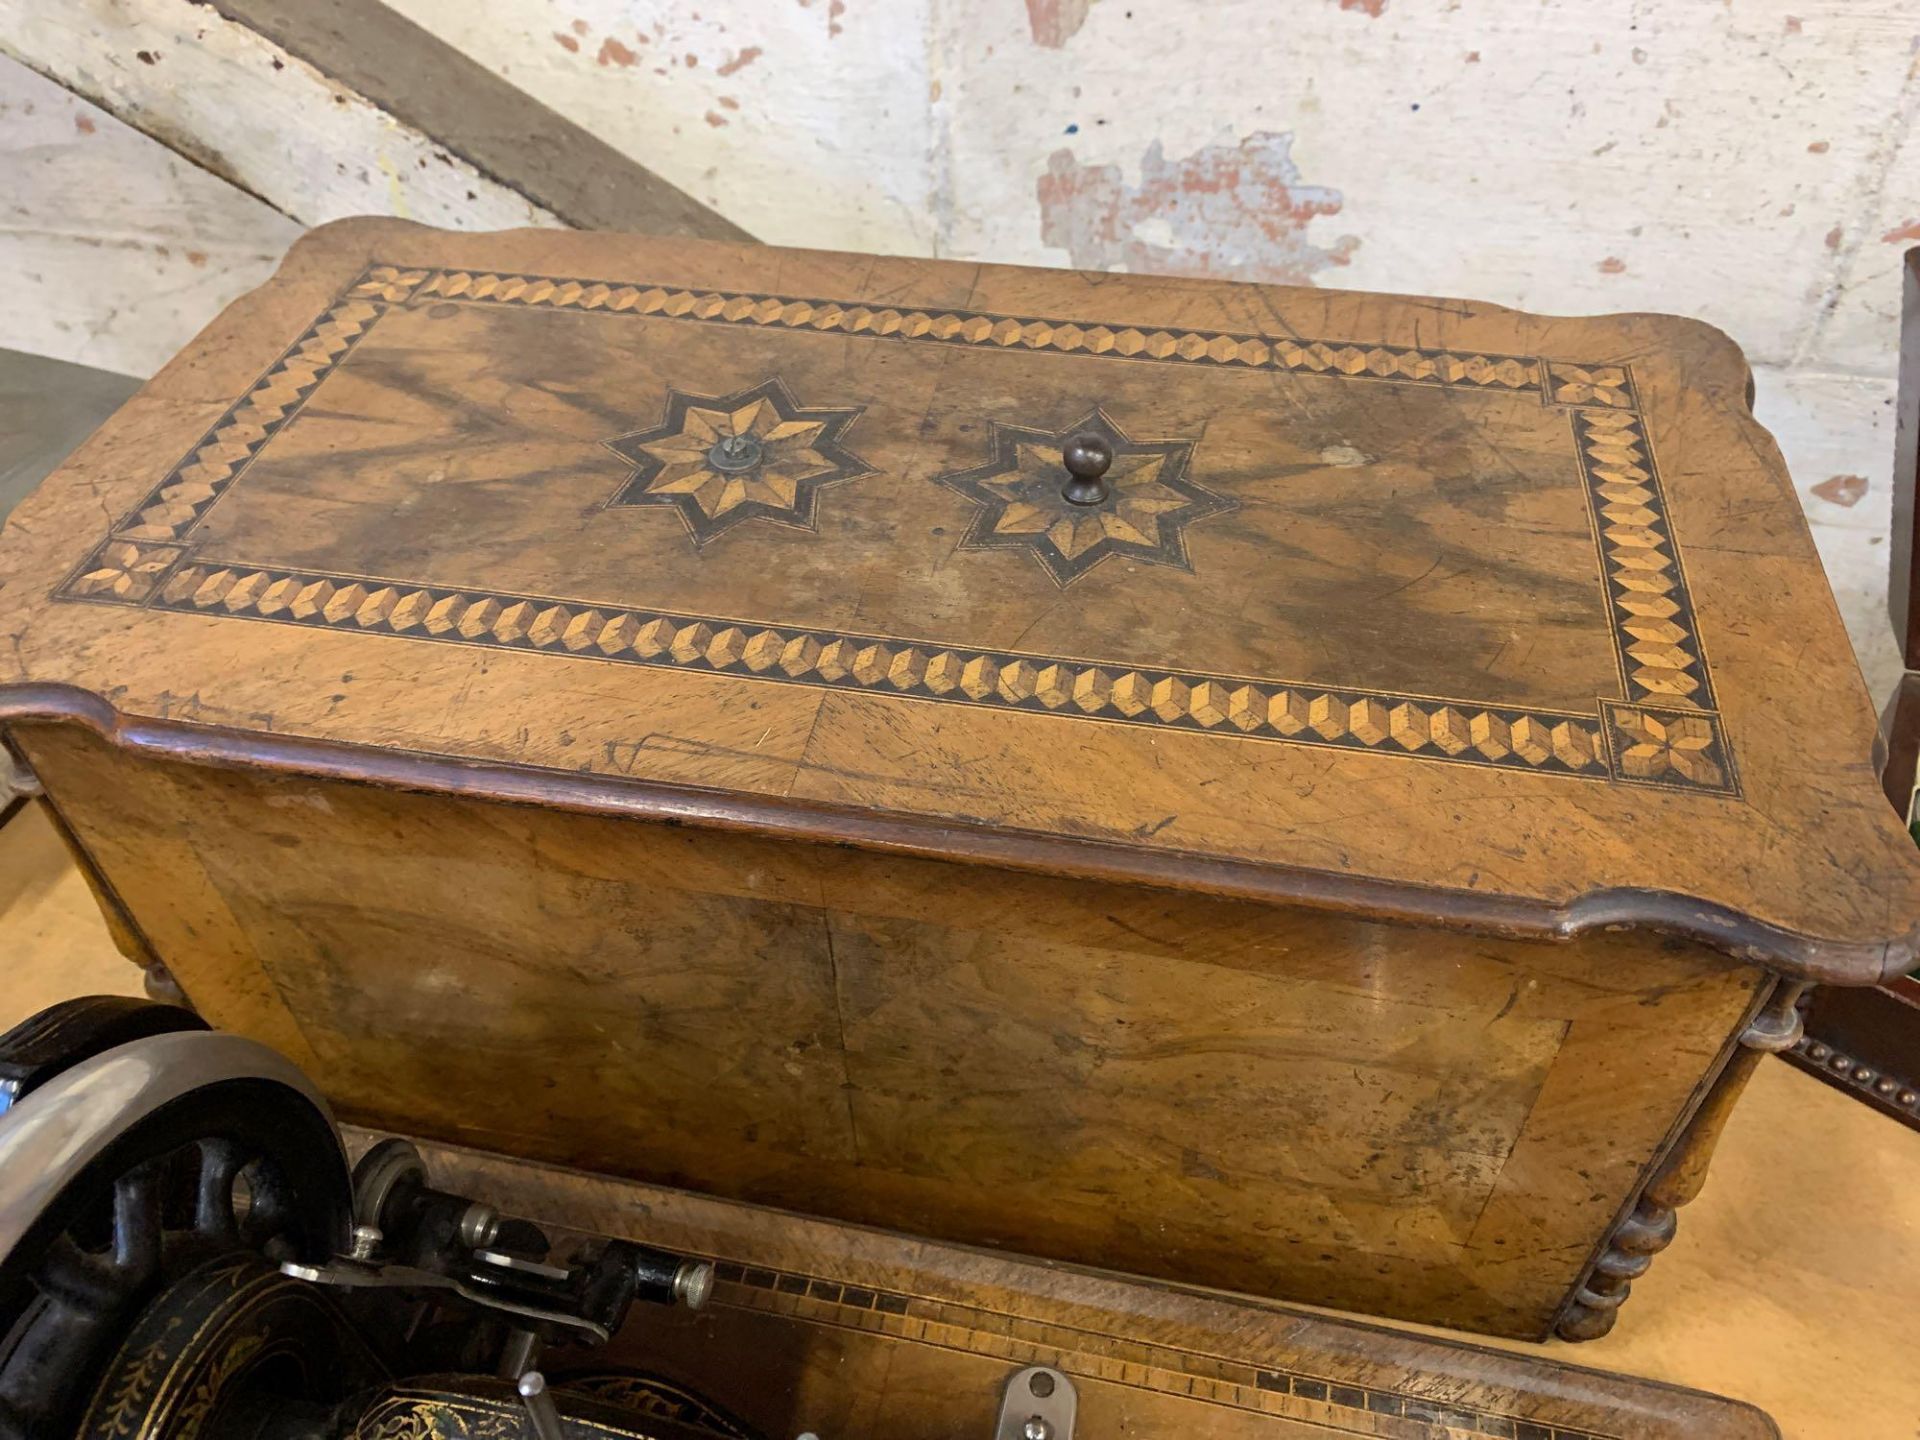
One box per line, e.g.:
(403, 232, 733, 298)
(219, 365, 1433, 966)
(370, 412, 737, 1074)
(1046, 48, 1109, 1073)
(1603, 701, 1737, 794)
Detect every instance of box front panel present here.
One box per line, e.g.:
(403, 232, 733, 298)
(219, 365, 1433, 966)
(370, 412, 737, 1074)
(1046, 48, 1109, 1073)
(18, 723, 1768, 1338)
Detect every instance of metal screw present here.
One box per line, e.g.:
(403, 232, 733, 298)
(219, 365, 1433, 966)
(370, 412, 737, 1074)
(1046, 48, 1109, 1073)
(458, 1202, 500, 1249)
(348, 1224, 382, 1261)
(708, 431, 764, 473)
(516, 1371, 566, 1440)
(1023, 1418, 1051, 1440)
(672, 1259, 715, 1310)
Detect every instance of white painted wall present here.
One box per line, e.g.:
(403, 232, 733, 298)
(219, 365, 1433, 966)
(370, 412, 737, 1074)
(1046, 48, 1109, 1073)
(2, 0, 1915, 693)
(0, 56, 297, 375)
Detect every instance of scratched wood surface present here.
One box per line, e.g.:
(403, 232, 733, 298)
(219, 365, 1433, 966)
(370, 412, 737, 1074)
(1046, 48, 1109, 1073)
(19, 722, 1766, 1341)
(0, 220, 1905, 1345)
(376, 1129, 1779, 1439)
(0, 219, 1912, 980)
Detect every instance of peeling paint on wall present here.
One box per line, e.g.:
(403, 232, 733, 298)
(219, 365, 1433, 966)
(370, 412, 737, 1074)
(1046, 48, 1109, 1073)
(1038, 133, 1359, 284)
(1338, 0, 1388, 16)
(596, 36, 637, 67)
(1025, 0, 1093, 48)
(1812, 473, 1869, 506)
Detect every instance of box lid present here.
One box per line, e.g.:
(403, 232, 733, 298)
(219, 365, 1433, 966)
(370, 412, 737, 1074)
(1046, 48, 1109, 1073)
(3, 219, 1915, 983)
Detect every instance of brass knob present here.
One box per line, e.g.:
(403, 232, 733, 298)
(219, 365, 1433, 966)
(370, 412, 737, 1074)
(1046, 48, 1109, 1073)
(1060, 432, 1113, 506)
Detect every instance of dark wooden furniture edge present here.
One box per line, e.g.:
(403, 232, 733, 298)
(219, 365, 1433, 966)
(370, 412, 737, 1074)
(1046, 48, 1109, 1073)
(2, 684, 1906, 986)
(1783, 976, 1920, 1130)
(1886, 248, 1920, 665)
(1793, 246, 1920, 1127)
(1876, 672, 1920, 816)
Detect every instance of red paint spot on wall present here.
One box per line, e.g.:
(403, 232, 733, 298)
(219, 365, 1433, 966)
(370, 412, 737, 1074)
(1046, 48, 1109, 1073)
(1598, 257, 1626, 274)
(1784, 14, 1802, 32)
(1883, 219, 1920, 244)
(705, 110, 729, 127)
(684, 51, 700, 66)
(719, 95, 741, 110)
(828, 0, 845, 35)
(74, 114, 95, 134)
(1025, 0, 1092, 46)
(1811, 473, 1867, 507)
(1038, 133, 1360, 286)
(186, 249, 207, 267)
(597, 37, 637, 66)
(571, 17, 589, 34)
(1807, 140, 1829, 153)
(1338, 0, 1387, 15)
(1825, 225, 1845, 249)
(717, 45, 762, 75)
(1464, 50, 1481, 63)
(553, 31, 580, 53)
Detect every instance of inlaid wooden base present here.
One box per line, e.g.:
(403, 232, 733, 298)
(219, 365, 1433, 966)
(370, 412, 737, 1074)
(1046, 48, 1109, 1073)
(367, 1130, 1778, 1440)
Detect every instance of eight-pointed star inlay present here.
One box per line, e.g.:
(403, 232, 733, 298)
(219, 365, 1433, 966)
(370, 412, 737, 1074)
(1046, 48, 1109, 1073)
(931, 408, 1236, 587)
(603, 377, 874, 546)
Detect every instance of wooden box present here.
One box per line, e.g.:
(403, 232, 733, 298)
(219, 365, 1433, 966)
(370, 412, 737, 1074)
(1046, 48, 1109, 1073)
(3, 220, 1915, 1343)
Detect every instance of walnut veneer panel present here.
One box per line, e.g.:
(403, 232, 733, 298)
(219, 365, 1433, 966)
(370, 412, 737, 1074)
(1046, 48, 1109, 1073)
(20, 725, 1767, 1340)
(0, 220, 1912, 979)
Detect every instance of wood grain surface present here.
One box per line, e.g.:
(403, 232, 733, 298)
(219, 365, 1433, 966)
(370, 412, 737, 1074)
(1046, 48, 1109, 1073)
(0, 220, 1903, 1347)
(373, 1128, 1779, 1439)
(0, 219, 1912, 980)
(18, 721, 1769, 1340)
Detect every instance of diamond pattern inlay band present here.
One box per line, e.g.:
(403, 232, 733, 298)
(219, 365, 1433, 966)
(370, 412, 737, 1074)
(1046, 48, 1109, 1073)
(51, 263, 1735, 795)
(137, 558, 1615, 779)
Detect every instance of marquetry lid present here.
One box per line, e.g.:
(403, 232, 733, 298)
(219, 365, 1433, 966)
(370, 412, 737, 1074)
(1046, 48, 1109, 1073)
(2, 219, 1916, 982)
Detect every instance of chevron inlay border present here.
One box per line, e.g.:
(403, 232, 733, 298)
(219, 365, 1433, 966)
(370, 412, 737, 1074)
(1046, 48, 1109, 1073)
(409, 266, 1578, 399)
(122, 556, 1612, 779)
(53, 264, 1737, 795)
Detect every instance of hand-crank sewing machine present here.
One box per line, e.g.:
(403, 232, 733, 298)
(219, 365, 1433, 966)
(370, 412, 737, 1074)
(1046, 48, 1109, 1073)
(2, 996, 776, 1439)
(0, 995, 1775, 1439)
(4, 217, 1907, 1437)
